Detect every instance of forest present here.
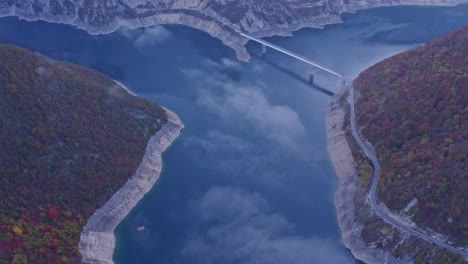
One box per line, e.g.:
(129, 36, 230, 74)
(353, 27, 467, 245)
(0, 45, 167, 263)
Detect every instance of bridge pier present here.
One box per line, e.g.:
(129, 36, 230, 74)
(261, 44, 267, 57)
(309, 71, 315, 86)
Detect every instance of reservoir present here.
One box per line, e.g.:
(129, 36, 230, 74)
(1, 4, 467, 263)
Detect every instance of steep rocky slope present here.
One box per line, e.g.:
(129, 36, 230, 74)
(1, 0, 466, 60)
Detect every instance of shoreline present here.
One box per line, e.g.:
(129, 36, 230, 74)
(113, 80, 137, 97)
(0, 1, 466, 62)
(78, 107, 184, 264)
(326, 87, 402, 264)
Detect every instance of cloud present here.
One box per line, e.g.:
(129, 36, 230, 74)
(119, 26, 172, 48)
(221, 58, 242, 69)
(185, 130, 252, 155)
(183, 130, 287, 187)
(179, 186, 350, 264)
(179, 58, 322, 187)
(135, 26, 172, 47)
(194, 75, 306, 151)
(202, 58, 264, 74)
(118, 26, 138, 39)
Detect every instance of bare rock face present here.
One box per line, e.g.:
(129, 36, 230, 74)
(79, 108, 183, 263)
(1, 0, 466, 60)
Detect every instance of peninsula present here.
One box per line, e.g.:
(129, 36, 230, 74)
(0, 45, 183, 263)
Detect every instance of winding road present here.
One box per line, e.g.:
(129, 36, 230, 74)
(236, 31, 467, 258)
(348, 82, 468, 259)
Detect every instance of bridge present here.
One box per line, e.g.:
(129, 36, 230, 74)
(239, 32, 343, 82)
(239, 31, 468, 260)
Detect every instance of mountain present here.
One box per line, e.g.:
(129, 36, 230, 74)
(0, 0, 466, 60)
(0, 44, 167, 263)
(354, 26, 467, 252)
(328, 26, 466, 264)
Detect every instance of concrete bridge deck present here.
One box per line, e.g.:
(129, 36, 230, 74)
(239, 32, 343, 78)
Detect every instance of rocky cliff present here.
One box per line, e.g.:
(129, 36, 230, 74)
(79, 108, 183, 263)
(1, 0, 466, 60)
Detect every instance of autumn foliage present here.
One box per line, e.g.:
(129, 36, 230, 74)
(48, 208, 59, 220)
(0, 45, 167, 263)
(353, 27, 467, 245)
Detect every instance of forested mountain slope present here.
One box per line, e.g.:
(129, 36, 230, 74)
(0, 45, 167, 263)
(354, 27, 467, 245)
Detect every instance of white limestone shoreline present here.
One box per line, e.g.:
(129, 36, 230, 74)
(78, 107, 184, 264)
(0, 0, 465, 62)
(327, 88, 402, 264)
(113, 80, 137, 97)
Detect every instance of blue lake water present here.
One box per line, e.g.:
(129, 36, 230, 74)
(1, 4, 467, 264)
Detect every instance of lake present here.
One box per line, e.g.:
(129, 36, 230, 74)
(1, 4, 467, 263)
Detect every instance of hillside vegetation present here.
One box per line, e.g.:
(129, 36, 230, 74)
(0, 45, 167, 263)
(354, 27, 467, 245)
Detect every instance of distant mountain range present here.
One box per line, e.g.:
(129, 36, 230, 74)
(1, 0, 466, 60)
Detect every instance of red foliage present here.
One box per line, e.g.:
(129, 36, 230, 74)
(48, 207, 59, 220)
(353, 27, 467, 245)
(0, 45, 168, 261)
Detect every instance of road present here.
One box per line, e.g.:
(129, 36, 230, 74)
(239, 32, 343, 78)
(348, 82, 468, 259)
